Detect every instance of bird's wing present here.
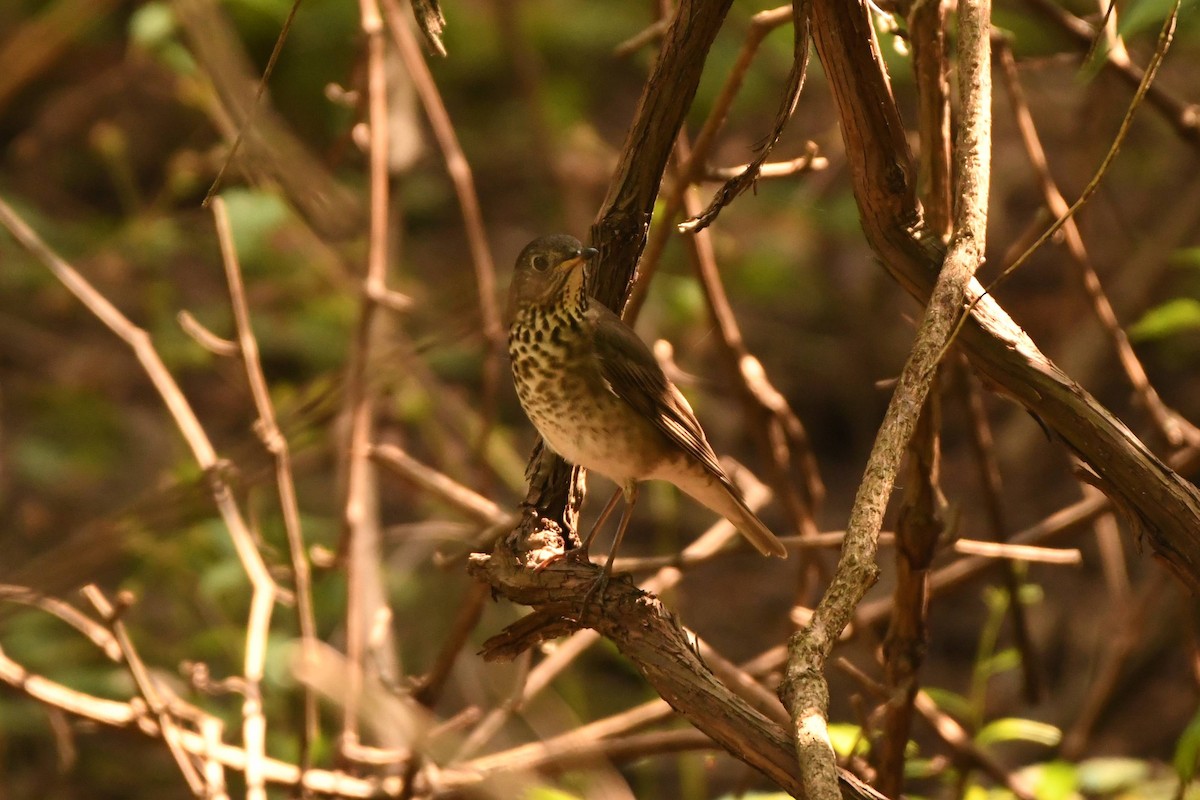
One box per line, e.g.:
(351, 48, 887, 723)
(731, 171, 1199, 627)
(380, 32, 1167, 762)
(585, 303, 728, 481)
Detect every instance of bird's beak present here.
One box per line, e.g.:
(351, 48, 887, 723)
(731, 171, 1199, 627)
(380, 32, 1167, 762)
(560, 247, 599, 270)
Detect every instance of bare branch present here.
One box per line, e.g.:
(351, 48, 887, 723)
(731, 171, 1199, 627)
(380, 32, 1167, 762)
(780, 0, 993, 794)
(995, 40, 1196, 447)
(339, 0, 399, 756)
(211, 195, 320, 776)
(809, 0, 1200, 584)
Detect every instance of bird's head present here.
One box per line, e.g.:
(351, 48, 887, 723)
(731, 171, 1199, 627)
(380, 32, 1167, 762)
(508, 234, 598, 310)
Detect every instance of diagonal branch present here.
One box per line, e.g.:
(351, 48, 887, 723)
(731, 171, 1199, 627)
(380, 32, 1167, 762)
(781, 0, 993, 795)
(0, 194, 282, 799)
(467, 545, 887, 800)
(518, 0, 737, 543)
(996, 40, 1196, 447)
(810, 0, 1200, 588)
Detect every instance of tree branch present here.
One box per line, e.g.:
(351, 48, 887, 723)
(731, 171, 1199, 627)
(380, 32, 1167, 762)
(810, 0, 1200, 588)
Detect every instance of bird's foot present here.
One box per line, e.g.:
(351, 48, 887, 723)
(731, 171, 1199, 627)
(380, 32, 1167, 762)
(579, 569, 612, 618)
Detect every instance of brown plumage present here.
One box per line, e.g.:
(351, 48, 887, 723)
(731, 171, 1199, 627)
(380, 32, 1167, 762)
(508, 234, 787, 563)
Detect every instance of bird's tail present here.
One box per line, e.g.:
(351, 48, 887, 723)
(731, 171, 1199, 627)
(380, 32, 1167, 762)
(669, 468, 788, 558)
(726, 494, 789, 558)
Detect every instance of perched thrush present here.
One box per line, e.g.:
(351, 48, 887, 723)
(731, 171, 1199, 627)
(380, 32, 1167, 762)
(508, 234, 788, 570)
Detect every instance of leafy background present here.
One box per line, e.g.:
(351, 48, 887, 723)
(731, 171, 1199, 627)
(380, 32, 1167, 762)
(1, 0, 1200, 796)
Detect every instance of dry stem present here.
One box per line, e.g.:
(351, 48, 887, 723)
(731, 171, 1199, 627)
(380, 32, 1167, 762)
(778, 0, 992, 796)
(211, 195, 321, 774)
(0, 195, 280, 800)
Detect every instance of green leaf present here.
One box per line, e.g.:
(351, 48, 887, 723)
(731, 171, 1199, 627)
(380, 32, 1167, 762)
(923, 687, 974, 722)
(976, 718, 1062, 748)
(980, 647, 1023, 678)
(827, 722, 868, 758)
(1077, 757, 1151, 794)
(129, 2, 175, 48)
(1174, 707, 1200, 782)
(1170, 247, 1200, 270)
(1017, 760, 1079, 800)
(1130, 298, 1200, 342)
(523, 788, 584, 800)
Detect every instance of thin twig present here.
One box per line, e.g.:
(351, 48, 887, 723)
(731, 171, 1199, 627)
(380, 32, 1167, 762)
(1019, 0, 1200, 149)
(702, 144, 827, 181)
(177, 310, 240, 357)
(613, 18, 670, 57)
(371, 443, 508, 525)
(211, 195, 320, 779)
(942, 0, 1183, 358)
(0, 585, 120, 659)
(380, 0, 504, 463)
(955, 358, 1043, 702)
(82, 586, 206, 794)
(951, 539, 1082, 564)
(996, 40, 1193, 446)
(0, 194, 280, 800)
(340, 0, 395, 757)
(202, 0, 303, 206)
(462, 699, 680, 774)
(611, 530, 895, 573)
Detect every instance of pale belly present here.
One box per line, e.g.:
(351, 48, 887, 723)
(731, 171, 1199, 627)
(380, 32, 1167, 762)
(511, 338, 661, 485)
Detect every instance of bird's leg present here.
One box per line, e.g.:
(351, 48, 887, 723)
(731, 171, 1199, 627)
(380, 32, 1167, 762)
(581, 483, 638, 615)
(600, 483, 638, 581)
(582, 486, 624, 555)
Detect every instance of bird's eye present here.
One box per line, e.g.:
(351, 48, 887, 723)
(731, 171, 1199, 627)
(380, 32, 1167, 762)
(531, 254, 550, 272)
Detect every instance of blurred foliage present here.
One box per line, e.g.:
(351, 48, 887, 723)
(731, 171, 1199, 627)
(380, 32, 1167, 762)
(1, 0, 1199, 797)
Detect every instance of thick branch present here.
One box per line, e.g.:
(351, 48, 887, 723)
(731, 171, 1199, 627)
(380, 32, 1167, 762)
(780, 1, 992, 796)
(810, 0, 1200, 587)
(588, 0, 736, 310)
(519, 0, 736, 541)
(468, 542, 887, 800)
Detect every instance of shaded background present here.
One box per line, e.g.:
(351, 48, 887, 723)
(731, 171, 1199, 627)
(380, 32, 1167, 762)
(2, 0, 1200, 796)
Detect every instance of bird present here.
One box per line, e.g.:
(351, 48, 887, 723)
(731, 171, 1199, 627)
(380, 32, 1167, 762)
(507, 233, 788, 577)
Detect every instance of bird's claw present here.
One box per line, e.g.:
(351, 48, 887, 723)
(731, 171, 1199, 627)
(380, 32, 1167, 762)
(579, 569, 612, 618)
